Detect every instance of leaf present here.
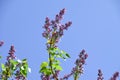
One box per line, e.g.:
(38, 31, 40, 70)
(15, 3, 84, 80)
(65, 53, 70, 58)
(1, 64, 5, 71)
(44, 68, 52, 76)
(40, 62, 48, 68)
(49, 57, 55, 62)
(22, 59, 27, 63)
(20, 69, 27, 77)
(19, 61, 29, 77)
(13, 65, 16, 70)
(10, 60, 18, 65)
(61, 50, 64, 54)
(52, 60, 62, 71)
(48, 47, 57, 56)
(6, 68, 11, 77)
(55, 60, 60, 65)
(60, 50, 70, 59)
(23, 64, 28, 72)
(55, 65, 62, 70)
(9, 60, 18, 70)
(40, 67, 52, 76)
(56, 53, 60, 58)
(40, 67, 46, 73)
(20, 65, 28, 77)
(0, 56, 2, 59)
(21, 66, 24, 70)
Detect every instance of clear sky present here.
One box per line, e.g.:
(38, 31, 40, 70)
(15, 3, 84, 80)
(0, 0, 120, 80)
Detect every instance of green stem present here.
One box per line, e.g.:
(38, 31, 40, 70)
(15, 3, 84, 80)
(74, 66, 79, 80)
(49, 44, 58, 80)
(74, 74, 79, 80)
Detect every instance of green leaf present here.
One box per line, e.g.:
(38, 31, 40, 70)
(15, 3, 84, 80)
(55, 60, 60, 65)
(40, 67, 52, 76)
(61, 50, 64, 54)
(20, 69, 27, 77)
(52, 60, 62, 71)
(40, 67, 46, 73)
(19, 61, 29, 77)
(49, 57, 55, 62)
(10, 60, 18, 70)
(23, 64, 28, 72)
(44, 68, 52, 76)
(20, 65, 28, 77)
(40, 62, 48, 68)
(13, 65, 16, 70)
(56, 54, 60, 58)
(6, 68, 11, 77)
(59, 50, 70, 59)
(10, 60, 18, 65)
(21, 66, 24, 70)
(22, 59, 27, 63)
(0, 56, 2, 59)
(55, 65, 62, 70)
(1, 64, 5, 71)
(48, 47, 57, 56)
(65, 53, 70, 58)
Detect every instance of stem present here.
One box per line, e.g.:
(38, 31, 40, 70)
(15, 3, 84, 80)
(49, 44, 58, 80)
(74, 74, 79, 80)
(74, 66, 79, 80)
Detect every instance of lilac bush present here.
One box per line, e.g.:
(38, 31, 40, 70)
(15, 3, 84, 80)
(0, 42, 30, 80)
(0, 9, 120, 80)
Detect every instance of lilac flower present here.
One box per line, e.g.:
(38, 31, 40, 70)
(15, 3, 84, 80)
(0, 41, 4, 47)
(15, 70, 26, 80)
(97, 69, 104, 80)
(60, 50, 88, 80)
(110, 72, 119, 80)
(41, 73, 50, 80)
(42, 8, 72, 49)
(64, 21, 72, 30)
(7, 45, 16, 60)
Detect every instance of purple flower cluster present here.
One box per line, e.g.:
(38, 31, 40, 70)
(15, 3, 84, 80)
(60, 50, 88, 80)
(7, 45, 16, 60)
(15, 71, 26, 80)
(41, 70, 60, 80)
(0, 45, 16, 79)
(97, 69, 104, 80)
(110, 72, 119, 80)
(60, 73, 73, 80)
(73, 49, 88, 74)
(41, 74, 50, 80)
(7, 46, 27, 80)
(42, 8, 72, 48)
(0, 41, 4, 47)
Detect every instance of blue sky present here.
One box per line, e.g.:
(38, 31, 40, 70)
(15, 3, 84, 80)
(0, 0, 120, 80)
